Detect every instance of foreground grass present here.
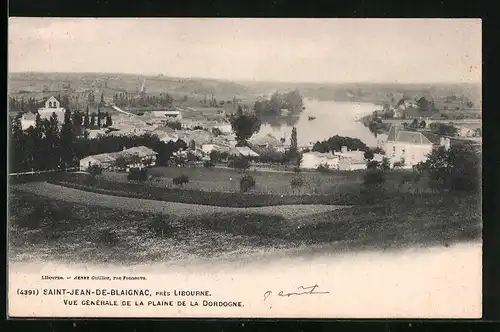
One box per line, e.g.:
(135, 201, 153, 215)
(8, 188, 482, 265)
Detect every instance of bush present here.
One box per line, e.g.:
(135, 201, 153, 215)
(151, 215, 176, 238)
(203, 160, 215, 168)
(87, 164, 103, 176)
(393, 159, 405, 169)
(127, 168, 148, 181)
(316, 163, 331, 174)
(363, 169, 386, 191)
(229, 156, 250, 171)
(240, 175, 256, 192)
(290, 177, 304, 189)
(173, 174, 189, 187)
(98, 228, 119, 247)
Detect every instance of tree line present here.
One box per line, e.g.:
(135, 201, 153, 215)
(253, 90, 304, 115)
(112, 92, 174, 108)
(9, 109, 187, 173)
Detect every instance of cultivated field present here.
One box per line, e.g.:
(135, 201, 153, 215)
(8, 184, 482, 265)
(13, 182, 346, 218)
(104, 166, 425, 195)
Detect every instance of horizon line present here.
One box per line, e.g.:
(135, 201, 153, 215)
(8, 70, 482, 86)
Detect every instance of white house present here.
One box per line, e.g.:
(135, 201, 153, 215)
(80, 146, 159, 171)
(301, 152, 339, 169)
(38, 96, 66, 123)
(152, 110, 182, 120)
(333, 146, 365, 161)
(201, 143, 230, 154)
(20, 113, 37, 130)
(338, 157, 366, 171)
(384, 125, 434, 167)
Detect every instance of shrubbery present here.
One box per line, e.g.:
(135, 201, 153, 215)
(290, 177, 304, 189)
(240, 175, 256, 192)
(203, 160, 215, 168)
(173, 174, 189, 187)
(127, 168, 148, 181)
(229, 156, 250, 171)
(316, 163, 331, 174)
(87, 164, 103, 176)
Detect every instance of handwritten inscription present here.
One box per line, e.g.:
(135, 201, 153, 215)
(263, 284, 329, 301)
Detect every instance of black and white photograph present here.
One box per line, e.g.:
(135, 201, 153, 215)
(7, 18, 482, 318)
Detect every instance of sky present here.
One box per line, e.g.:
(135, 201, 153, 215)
(8, 18, 482, 84)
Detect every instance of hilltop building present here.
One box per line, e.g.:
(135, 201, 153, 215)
(37, 96, 66, 123)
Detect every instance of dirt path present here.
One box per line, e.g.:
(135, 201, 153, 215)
(13, 182, 349, 218)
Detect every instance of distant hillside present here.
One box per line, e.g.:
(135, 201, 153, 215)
(8, 72, 481, 110)
(8, 72, 254, 102)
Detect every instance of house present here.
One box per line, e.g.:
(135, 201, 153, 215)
(80, 153, 117, 171)
(20, 112, 37, 130)
(152, 110, 182, 120)
(280, 108, 290, 116)
(338, 157, 366, 171)
(249, 134, 281, 149)
(37, 96, 66, 123)
(333, 146, 365, 161)
(301, 152, 339, 169)
(79, 146, 159, 171)
(159, 133, 179, 143)
(384, 125, 436, 167)
(86, 129, 107, 139)
(456, 126, 476, 137)
(229, 146, 260, 158)
(201, 143, 230, 154)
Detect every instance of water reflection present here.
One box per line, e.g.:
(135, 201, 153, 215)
(257, 99, 379, 147)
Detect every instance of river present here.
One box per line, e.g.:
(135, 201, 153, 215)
(256, 99, 379, 148)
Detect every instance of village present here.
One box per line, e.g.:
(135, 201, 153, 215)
(13, 83, 480, 176)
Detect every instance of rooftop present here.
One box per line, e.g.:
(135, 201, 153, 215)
(387, 126, 433, 145)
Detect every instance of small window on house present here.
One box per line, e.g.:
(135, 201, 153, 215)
(392, 146, 396, 151)
(402, 148, 406, 154)
(48, 101, 52, 108)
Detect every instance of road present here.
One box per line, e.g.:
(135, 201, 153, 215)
(13, 182, 348, 218)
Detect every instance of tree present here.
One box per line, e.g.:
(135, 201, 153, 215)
(230, 155, 250, 171)
(100, 93, 105, 107)
(114, 156, 129, 171)
(393, 159, 405, 169)
(364, 150, 374, 161)
(380, 157, 391, 171)
(417, 96, 430, 111)
(189, 139, 196, 151)
(290, 127, 298, 154)
(429, 123, 458, 137)
(60, 109, 75, 168)
(417, 143, 480, 192)
(240, 175, 256, 192)
(229, 109, 261, 146)
(363, 169, 386, 191)
(173, 174, 189, 187)
(419, 120, 427, 128)
(97, 107, 101, 127)
(290, 177, 304, 191)
(410, 118, 419, 129)
(84, 106, 90, 128)
(88, 164, 103, 177)
(312, 135, 368, 153)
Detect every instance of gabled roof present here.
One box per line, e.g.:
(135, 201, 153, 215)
(121, 146, 158, 158)
(82, 153, 117, 163)
(230, 146, 259, 157)
(387, 126, 433, 145)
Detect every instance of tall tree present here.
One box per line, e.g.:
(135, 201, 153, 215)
(290, 127, 298, 154)
(60, 109, 75, 168)
(97, 107, 101, 127)
(100, 93, 105, 107)
(229, 108, 261, 146)
(84, 106, 90, 128)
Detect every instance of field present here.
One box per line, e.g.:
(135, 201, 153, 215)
(8, 186, 482, 265)
(104, 166, 430, 196)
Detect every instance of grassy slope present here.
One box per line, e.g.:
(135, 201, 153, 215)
(8, 188, 481, 265)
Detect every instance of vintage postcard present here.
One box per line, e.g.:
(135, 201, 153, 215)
(7, 18, 482, 318)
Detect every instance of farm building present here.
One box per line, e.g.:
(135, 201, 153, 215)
(79, 146, 159, 171)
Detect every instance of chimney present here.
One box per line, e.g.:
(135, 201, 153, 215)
(123, 146, 126, 151)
